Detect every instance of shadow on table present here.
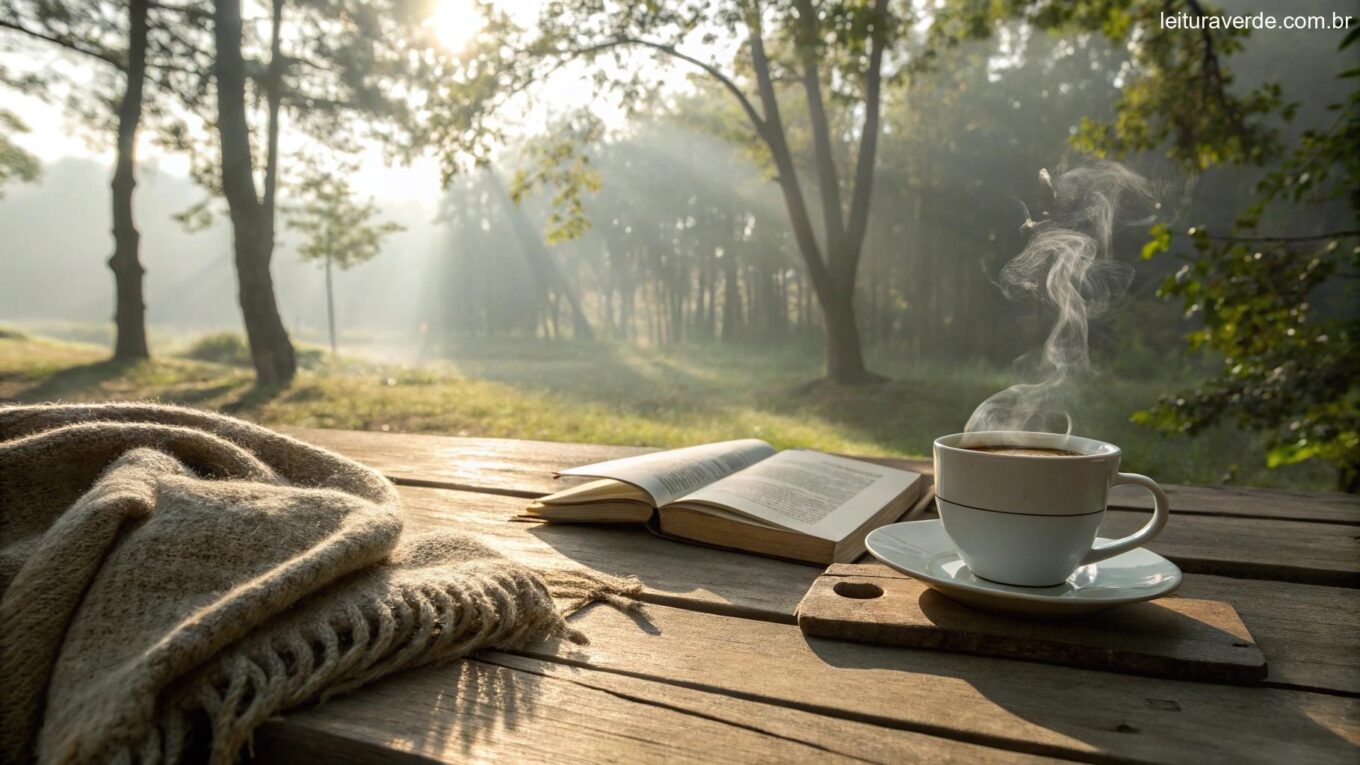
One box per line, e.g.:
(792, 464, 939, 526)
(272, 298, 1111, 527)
(259, 656, 545, 760)
(523, 520, 819, 616)
(909, 588, 1264, 682)
(802, 597, 1353, 760)
(434, 659, 543, 758)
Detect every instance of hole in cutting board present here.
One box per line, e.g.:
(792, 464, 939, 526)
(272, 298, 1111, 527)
(833, 581, 885, 599)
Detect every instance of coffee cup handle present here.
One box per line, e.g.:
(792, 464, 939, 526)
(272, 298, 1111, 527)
(1080, 473, 1170, 566)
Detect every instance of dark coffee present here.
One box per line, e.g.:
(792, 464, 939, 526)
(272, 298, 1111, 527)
(965, 445, 1083, 457)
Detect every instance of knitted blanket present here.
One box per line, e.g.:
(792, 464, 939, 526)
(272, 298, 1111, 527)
(0, 403, 639, 764)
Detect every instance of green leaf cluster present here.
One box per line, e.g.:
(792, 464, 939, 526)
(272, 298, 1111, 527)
(934, 0, 1285, 171)
(1134, 27, 1360, 491)
(0, 108, 40, 197)
(509, 113, 604, 245)
(285, 163, 404, 269)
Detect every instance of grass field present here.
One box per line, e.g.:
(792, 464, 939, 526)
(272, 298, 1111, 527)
(0, 328, 1339, 490)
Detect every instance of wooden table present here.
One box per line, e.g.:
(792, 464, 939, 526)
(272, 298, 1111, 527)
(250, 427, 1360, 764)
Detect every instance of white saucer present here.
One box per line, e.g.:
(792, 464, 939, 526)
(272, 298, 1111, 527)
(864, 520, 1182, 617)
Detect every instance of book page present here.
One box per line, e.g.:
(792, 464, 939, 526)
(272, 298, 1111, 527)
(674, 450, 917, 541)
(558, 439, 776, 506)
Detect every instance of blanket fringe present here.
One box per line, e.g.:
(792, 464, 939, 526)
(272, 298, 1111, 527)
(136, 567, 641, 764)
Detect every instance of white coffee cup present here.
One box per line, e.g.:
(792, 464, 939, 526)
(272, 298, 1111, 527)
(933, 431, 1170, 587)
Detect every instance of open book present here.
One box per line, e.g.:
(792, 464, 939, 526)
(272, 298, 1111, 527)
(522, 439, 924, 564)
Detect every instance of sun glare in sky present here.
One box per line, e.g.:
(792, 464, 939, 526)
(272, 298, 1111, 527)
(429, 0, 484, 51)
(0, 0, 631, 206)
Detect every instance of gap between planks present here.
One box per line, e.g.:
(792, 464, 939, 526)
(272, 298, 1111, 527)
(390, 479, 1360, 590)
(281, 427, 1360, 526)
(387, 474, 1359, 527)
(390, 484, 1360, 696)
(479, 654, 1090, 765)
(500, 601, 1360, 765)
(258, 650, 1060, 764)
(487, 652, 1121, 765)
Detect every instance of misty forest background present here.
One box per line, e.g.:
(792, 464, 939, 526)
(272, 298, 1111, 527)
(2, 0, 1357, 491)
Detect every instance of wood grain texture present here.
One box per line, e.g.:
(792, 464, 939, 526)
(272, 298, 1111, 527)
(1096, 509, 1360, 587)
(282, 426, 932, 495)
(1174, 574, 1360, 695)
(280, 426, 653, 497)
(517, 602, 1360, 764)
(254, 657, 1053, 764)
(395, 485, 821, 620)
(393, 486, 1360, 694)
(395, 480, 1360, 625)
(905, 505, 1359, 586)
(249, 428, 1360, 765)
(797, 566, 1267, 683)
(823, 563, 1360, 696)
(1108, 482, 1360, 525)
(284, 427, 1360, 523)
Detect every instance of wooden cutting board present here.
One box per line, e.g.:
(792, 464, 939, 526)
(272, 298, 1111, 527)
(797, 563, 1267, 683)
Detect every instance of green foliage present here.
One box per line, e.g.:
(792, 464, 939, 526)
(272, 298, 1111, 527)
(1134, 30, 1360, 492)
(170, 197, 215, 233)
(0, 108, 40, 197)
(159, 0, 447, 227)
(285, 164, 404, 269)
(425, 0, 908, 245)
(508, 114, 603, 244)
(0, 0, 177, 151)
(935, 0, 1285, 171)
(1141, 223, 1172, 260)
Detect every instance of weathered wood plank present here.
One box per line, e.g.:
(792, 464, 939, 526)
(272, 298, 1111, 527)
(1097, 509, 1360, 587)
(1176, 574, 1360, 695)
(256, 656, 1053, 764)
(298, 425, 1358, 584)
(900, 505, 1360, 587)
(285, 427, 1360, 523)
(512, 603, 1360, 765)
(392, 471, 1360, 593)
(1107, 483, 1360, 525)
(798, 566, 1267, 683)
(261, 429, 1360, 764)
(905, 504, 1359, 586)
(283, 426, 931, 494)
(824, 563, 1360, 696)
(395, 486, 1360, 695)
(396, 485, 820, 620)
(280, 427, 653, 497)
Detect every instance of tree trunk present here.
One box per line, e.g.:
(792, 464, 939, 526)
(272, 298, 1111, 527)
(108, 0, 150, 361)
(213, 0, 296, 385)
(823, 280, 868, 384)
(722, 245, 742, 343)
(745, 4, 884, 383)
(324, 250, 337, 354)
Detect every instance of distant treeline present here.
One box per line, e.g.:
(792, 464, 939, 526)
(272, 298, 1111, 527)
(426, 22, 1349, 369)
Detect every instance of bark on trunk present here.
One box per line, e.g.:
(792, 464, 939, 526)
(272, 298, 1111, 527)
(213, 0, 296, 385)
(822, 280, 869, 384)
(109, 0, 150, 361)
(746, 3, 881, 383)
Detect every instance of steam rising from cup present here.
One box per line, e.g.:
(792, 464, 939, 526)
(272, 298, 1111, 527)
(966, 161, 1155, 434)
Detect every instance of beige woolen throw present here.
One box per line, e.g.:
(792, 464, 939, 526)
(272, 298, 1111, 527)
(0, 403, 639, 764)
